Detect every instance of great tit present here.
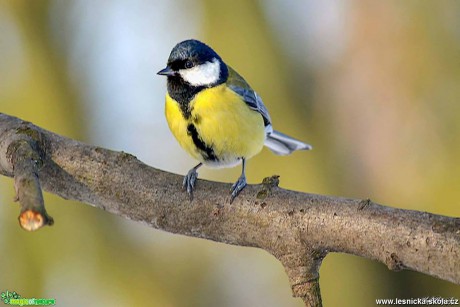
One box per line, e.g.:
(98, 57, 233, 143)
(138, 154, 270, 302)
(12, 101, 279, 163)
(158, 39, 311, 202)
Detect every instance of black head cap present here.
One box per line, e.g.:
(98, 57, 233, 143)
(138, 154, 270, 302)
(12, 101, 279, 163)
(168, 39, 222, 67)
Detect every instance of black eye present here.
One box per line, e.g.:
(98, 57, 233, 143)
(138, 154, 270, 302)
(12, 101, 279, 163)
(184, 60, 193, 69)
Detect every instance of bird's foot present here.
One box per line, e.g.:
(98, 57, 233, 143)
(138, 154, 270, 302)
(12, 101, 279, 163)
(230, 174, 247, 203)
(183, 168, 199, 200)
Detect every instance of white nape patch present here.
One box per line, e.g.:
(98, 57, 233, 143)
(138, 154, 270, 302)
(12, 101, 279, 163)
(179, 58, 220, 86)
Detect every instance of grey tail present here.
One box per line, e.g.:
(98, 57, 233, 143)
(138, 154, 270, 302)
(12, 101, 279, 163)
(264, 130, 312, 156)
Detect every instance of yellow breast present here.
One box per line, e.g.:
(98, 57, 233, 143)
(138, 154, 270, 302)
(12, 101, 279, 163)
(165, 84, 266, 167)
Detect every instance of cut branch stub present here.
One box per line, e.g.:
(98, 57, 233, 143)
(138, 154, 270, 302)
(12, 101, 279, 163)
(6, 127, 53, 231)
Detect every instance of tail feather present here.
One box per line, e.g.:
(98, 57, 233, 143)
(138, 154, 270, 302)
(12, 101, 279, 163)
(264, 130, 312, 156)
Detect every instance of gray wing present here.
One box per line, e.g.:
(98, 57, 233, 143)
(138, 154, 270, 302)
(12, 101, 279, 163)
(226, 66, 272, 127)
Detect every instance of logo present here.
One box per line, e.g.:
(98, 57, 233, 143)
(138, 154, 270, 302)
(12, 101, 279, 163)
(1, 291, 55, 306)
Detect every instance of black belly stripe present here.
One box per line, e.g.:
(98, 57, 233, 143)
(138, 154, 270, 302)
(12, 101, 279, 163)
(186, 124, 218, 161)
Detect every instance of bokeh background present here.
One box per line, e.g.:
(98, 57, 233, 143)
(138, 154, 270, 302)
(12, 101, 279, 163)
(1, 1, 459, 306)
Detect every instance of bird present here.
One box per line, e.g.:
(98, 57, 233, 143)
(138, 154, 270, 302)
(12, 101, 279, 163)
(158, 39, 312, 202)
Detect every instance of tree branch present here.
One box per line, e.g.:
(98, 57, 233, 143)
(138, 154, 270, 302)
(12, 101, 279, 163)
(0, 113, 459, 306)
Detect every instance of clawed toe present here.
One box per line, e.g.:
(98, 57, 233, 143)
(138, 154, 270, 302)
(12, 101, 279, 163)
(183, 169, 198, 200)
(183, 163, 202, 200)
(230, 175, 247, 203)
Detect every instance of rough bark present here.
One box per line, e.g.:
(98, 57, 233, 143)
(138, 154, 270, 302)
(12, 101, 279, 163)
(0, 113, 459, 307)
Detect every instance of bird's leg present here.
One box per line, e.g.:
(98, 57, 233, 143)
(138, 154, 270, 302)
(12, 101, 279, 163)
(183, 163, 202, 200)
(230, 158, 247, 203)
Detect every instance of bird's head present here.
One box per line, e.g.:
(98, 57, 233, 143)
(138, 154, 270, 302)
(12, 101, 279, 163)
(158, 39, 228, 88)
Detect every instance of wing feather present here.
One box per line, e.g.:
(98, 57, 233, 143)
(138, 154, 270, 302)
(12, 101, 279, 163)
(226, 66, 272, 127)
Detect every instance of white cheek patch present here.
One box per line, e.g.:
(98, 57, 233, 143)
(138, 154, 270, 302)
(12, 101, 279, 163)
(179, 58, 220, 86)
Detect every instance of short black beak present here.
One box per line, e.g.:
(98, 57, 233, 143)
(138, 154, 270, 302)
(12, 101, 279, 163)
(157, 66, 175, 76)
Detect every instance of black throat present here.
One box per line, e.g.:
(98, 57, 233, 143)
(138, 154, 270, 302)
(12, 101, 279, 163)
(167, 76, 204, 119)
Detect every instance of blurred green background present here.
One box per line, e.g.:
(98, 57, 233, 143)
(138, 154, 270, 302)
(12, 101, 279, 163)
(1, 1, 459, 306)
